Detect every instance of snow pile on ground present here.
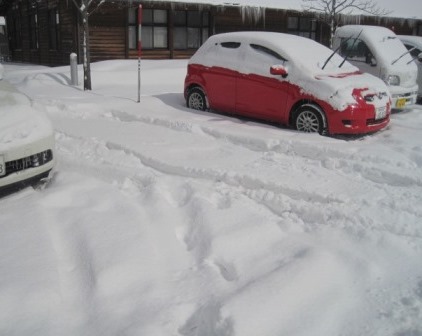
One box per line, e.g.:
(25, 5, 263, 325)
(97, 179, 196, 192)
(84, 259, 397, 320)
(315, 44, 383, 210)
(1, 60, 422, 336)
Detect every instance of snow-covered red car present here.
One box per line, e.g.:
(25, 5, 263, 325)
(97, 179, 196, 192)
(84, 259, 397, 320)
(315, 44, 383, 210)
(0, 80, 55, 196)
(184, 31, 391, 135)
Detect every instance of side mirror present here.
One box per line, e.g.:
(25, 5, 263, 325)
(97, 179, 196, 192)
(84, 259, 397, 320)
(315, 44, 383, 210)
(418, 52, 422, 63)
(370, 58, 377, 67)
(270, 65, 288, 78)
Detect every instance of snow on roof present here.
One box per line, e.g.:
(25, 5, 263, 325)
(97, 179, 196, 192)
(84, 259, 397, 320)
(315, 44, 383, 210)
(335, 25, 415, 66)
(145, 0, 422, 20)
(397, 35, 422, 48)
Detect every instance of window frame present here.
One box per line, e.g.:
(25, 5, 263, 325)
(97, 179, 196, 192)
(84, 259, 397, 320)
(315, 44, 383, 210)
(48, 8, 60, 51)
(128, 8, 169, 51)
(173, 10, 209, 50)
(28, 2, 38, 50)
(287, 16, 317, 40)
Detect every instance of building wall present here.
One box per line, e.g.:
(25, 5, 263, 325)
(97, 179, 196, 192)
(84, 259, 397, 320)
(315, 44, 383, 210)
(3, 0, 422, 66)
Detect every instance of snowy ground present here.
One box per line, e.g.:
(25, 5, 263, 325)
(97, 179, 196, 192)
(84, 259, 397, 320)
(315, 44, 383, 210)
(1, 60, 422, 336)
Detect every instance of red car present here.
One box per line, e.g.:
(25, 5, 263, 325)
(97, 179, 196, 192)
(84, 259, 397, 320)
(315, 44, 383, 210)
(184, 32, 391, 135)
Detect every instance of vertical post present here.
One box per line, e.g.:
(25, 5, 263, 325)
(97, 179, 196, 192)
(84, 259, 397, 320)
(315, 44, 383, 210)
(137, 4, 142, 103)
(70, 53, 78, 86)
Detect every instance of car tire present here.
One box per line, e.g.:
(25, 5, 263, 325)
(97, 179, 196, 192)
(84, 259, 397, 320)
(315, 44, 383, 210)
(294, 105, 326, 134)
(187, 87, 207, 111)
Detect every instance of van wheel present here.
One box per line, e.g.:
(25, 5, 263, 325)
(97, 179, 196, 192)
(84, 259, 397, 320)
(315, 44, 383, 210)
(294, 105, 325, 134)
(187, 87, 207, 111)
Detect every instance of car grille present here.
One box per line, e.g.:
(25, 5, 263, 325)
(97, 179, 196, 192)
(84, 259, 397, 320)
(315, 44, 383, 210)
(366, 116, 389, 126)
(3, 150, 53, 177)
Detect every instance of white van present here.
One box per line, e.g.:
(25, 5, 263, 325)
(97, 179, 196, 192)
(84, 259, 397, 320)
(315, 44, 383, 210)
(333, 25, 419, 109)
(398, 35, 422, 101)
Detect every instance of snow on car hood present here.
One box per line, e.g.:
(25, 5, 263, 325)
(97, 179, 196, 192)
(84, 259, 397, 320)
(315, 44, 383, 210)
(299, 71, 390, 111)
(0, 81, 54, 151)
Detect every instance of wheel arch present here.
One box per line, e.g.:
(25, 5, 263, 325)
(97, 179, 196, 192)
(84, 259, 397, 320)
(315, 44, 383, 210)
(186, 84, 210, 111)
(289, 100, 329, 133)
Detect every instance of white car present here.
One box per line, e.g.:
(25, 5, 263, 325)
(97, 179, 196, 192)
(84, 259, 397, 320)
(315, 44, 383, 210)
(0, 80, 55, 196)
(398, 35, 422, 102)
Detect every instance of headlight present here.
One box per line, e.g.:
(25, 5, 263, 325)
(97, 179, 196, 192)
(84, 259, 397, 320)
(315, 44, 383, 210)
(385, 75, 400, 86)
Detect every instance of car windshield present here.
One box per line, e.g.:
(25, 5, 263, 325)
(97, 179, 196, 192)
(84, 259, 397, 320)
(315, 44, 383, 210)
(275, 37, 358, 76)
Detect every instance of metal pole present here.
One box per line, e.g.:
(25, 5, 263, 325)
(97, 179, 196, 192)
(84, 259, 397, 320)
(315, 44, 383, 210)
(137, 4, 142, 103)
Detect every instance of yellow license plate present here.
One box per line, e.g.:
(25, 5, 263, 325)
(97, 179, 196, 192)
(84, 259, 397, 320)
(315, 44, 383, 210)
(396, 98, 406, 108)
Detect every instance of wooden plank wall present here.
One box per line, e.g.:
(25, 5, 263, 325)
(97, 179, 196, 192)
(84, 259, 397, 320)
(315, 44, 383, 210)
(4, 0, 422, 66)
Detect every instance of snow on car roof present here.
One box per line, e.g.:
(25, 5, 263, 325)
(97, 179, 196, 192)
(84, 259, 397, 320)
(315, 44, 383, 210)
(336, 25, 414, 67)
(198, 31, 357, 76)
(398, 35, 422, 47)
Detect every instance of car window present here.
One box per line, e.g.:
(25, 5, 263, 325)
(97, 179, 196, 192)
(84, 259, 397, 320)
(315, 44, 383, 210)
(221, 42, 241, 49)
(198, 41, 241, 69)
(250, 44, 287, 62)
(240, 44, 286, 76)
(404, 43, 421, 58)
(339, 38, 376, 65)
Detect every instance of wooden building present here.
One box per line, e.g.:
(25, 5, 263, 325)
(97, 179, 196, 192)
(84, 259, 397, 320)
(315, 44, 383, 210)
(1, 0, 422, 66)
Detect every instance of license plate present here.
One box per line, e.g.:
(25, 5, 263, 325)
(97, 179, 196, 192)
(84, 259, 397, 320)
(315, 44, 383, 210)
(375, 106, 387, 120)
(396, 98, 406, 108)
(0, 155, 5, 177)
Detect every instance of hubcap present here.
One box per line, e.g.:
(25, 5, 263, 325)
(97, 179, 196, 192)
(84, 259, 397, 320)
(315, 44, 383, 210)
(189, 92, 204, 110)
(296, 111, 320, 133)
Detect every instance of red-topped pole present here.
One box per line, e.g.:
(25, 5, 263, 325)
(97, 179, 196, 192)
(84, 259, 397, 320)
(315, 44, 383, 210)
(137, 4, 142, 103)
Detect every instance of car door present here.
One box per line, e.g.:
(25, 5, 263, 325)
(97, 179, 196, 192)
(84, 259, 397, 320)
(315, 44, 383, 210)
(201, 41, 240, 113)
(235, 43, 289, 121)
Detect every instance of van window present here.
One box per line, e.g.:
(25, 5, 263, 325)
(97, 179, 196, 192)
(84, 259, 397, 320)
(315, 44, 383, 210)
(404, 44, 421, 58)
(340, 38, 376, 65)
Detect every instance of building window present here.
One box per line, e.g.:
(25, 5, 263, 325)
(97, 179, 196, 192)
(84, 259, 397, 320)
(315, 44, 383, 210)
(29, 12, 38, 49)
(48, 8, 60, 50)
(287, 16, 316, 40)
(129, 8, 168, 50)
(174, 10, 209, 50)
(10, 9, 22, 50)
(418, 25, 422, 36)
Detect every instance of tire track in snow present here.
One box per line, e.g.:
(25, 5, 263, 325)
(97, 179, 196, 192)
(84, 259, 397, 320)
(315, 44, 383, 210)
(54, 132, 422, 240)
(108, 109, 422, 189)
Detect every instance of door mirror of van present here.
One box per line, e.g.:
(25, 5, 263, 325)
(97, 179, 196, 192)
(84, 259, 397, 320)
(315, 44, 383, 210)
(270, 65, 288, 78)
(370, 58, 377, 67)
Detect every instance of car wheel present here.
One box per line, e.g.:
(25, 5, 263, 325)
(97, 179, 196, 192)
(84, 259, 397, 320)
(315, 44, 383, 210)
(187, 87, 207, 111)
(294, 105, 325, 134)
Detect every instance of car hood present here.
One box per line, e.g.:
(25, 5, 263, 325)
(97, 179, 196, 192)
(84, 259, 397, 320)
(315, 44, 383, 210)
(298, 71, 390, 111)
(0, 82, 54, 152)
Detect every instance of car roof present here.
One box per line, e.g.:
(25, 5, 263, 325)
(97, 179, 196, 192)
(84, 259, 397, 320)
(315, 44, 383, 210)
(398, 35, 422, 48)
(203, 31, 336, 64)
(335, 25, 396, 40)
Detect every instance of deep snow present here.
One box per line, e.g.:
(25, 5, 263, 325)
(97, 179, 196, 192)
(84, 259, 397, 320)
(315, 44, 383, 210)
(1, 59, 422, 336)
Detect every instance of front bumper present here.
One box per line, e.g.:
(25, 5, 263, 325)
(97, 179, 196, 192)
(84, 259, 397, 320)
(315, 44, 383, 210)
(0, 134, 55, 190)
(327, 104, 391, 135)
